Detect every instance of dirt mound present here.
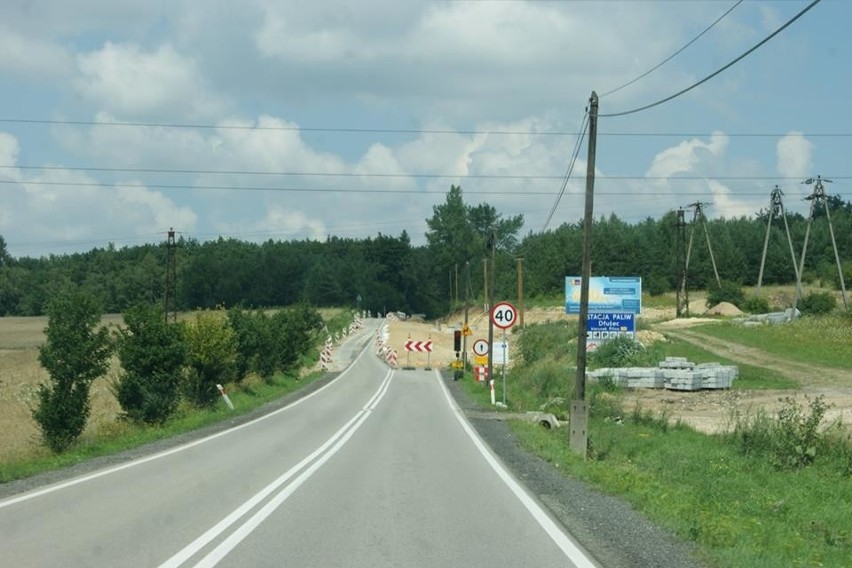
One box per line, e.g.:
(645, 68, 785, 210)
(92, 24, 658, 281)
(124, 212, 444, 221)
(706, 302, 743, 316)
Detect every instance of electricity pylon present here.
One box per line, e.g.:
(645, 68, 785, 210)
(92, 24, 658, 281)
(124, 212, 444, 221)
(677, 201, 721, 316)
(164, 228, 177, 323)
(756, 186, 801, 302)
(793, 176, 848, 312)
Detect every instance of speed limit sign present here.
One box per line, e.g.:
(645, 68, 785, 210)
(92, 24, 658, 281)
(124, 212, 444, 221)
(491, 301, 518, 330)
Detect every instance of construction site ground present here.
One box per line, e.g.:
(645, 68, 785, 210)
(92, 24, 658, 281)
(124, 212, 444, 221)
(387, 304, 852, 434)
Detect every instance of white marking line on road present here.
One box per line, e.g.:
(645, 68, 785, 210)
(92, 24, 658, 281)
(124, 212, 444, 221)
(0, 333, 376, 510)
(181, 370, 394, 568)
(434, 370, 599, 568)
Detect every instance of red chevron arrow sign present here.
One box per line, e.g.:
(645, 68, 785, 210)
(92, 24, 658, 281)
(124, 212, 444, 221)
(404, 340, 433, 353)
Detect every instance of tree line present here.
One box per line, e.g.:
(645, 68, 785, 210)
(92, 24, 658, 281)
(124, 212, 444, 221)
(33, 287, 325, 452)
(1, 186, 850, 319)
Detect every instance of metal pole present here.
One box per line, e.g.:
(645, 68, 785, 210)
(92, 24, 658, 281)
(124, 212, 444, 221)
(502, 329, 507, 406)
(571, 91, 597, 456)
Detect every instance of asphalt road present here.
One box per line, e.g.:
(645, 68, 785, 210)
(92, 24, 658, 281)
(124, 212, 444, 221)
(0, 320, 598, 568)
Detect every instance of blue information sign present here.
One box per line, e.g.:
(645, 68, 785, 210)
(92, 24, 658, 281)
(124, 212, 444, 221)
(586, 313, 636, 345)
(565, 276, 642, 314)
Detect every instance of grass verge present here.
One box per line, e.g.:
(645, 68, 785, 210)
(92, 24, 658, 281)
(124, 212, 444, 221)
(0, 361, 330, 484)
(657, 337, 798, 390)
(510, 417, 852, 568)
(457, 317, 852, 567)
(690, 316, 851, 369)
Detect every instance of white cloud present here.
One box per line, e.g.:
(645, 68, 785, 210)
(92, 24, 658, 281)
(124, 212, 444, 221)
(75, 42, 226, 119)
(647, 132, 729, 179)
(0, 28, 75, 82)
(776, 131, 813, 181)
(113, 182, 198, 237)
(230, 206, 328, 241)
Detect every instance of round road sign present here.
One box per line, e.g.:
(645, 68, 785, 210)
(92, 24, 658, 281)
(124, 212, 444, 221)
(490, 301, 518, 330)
(472, 339, 489, 356)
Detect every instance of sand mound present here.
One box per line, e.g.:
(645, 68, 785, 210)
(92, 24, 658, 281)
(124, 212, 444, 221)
(706, 301, 743, 316)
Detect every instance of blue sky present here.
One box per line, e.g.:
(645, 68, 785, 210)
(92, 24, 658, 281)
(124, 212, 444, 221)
(0, 0, 849, 258)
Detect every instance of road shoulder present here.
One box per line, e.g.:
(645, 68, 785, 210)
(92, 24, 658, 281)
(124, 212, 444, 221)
(442, 372, 709, 568)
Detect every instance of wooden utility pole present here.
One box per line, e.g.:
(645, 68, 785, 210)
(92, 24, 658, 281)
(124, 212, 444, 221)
(486, 232, 496, 389)
(571, 91, 598, 456)
(516, 257, 525, 329)
(454, 263, 459, 305)
(483, 258, 488, 312)
(463, 261, 470, 370)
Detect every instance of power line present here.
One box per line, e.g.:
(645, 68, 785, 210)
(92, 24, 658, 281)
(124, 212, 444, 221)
(599, 0, 744, 98)
(5, 165, 852, 183)
(0, 117, 580, 137)
(3, 117, 851, 139)
(3, 178, 847, 197)
(541, 111, 589, 232)
(599, 0, 822, 118)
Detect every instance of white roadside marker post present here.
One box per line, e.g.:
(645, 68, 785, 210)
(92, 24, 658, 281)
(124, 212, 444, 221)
(216, 384, 235, 410)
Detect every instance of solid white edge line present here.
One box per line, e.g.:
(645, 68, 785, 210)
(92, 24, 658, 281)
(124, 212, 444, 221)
(433, 369, 599, 568)
(160, 368, 393, 568)
(0, 328, 378, 510)
(191, 370, 395, 568)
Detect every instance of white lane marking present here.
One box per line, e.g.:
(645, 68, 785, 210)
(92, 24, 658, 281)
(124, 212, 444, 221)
(0, 332, 378, 510)
(159, 369, 392, 568)
(434, 370, 599, 568)
(187, 370, 395, 568)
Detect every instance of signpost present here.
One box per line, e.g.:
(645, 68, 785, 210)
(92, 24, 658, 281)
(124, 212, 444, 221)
(585, 313, 635, 350)
(404, 338, 433, 369)
(489, 302, 517, 406)
(491, 301, 518, 329)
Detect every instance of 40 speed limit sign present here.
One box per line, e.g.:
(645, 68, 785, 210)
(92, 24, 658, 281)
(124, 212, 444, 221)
(490, 301, 518, 330)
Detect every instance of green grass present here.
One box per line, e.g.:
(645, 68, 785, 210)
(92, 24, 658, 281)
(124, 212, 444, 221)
(658, 337, 798, 390)
(691, 316, 852, 369)
(0, 368, 328, 483)
(463, 310, 852, 567)
(511, 417, 852, 568)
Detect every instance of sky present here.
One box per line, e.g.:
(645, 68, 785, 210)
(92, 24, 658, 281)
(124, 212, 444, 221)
(1, 0, 850, 258)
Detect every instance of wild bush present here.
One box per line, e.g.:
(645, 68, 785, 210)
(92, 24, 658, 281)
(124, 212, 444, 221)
(518, 322, 576, 365)
(727, 395, 836, 470)
(740, 295, 770, 314)
(33, 289, 113, 452)
(705, 280, 745, 309)
(798, 291, 836, 315)
(588, 335, 662, 368)
(270, 304, 323, 372)
(115, 304, 186, 424)
(184, 311, 238, 407)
